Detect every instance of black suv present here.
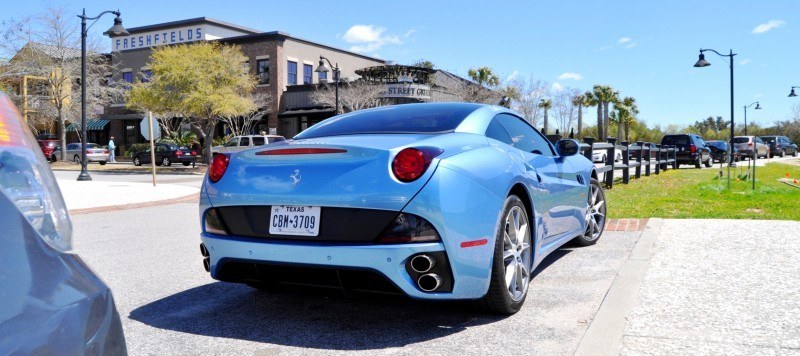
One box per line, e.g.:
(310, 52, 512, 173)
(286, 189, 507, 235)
(760, 135, 798, 158)
(661, 134, 712, 168)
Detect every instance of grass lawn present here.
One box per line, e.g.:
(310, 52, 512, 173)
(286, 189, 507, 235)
(605, 161, 800, 220)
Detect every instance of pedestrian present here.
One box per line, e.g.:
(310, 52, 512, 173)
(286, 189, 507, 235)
(108, 136, 116, 163)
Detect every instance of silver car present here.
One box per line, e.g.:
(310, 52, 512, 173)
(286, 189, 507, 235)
(211, 134, 285, 153)
(733, 136, 769, 159)
(64, 142, 109, 165)
(0, 93, 127, 354)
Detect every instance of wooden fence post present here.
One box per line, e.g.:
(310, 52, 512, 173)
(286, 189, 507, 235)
(621, 141, 630, 184)
(635, 141, 644, 179)
(655, 144, 662, 175)
(605, 137, 617, 188)
(583, 137, 595, 162)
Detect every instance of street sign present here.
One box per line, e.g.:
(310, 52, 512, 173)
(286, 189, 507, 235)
(140, 115, 161, 140)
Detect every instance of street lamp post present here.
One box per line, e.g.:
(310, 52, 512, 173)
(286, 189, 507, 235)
(694, 48, 736, 189)
(77, 8, 129, 181)
(315, 56, 340, 115)
(743, 101, 761, 136)
(789, 86, 799, 97)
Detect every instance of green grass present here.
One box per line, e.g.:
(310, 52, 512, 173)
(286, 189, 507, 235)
(605, 162, 800, 220)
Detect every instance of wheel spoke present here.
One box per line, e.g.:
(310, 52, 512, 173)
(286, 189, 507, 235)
(506, 261, 517, 292)
(503, 248, 514, 261)
(593, 200, 605, 211)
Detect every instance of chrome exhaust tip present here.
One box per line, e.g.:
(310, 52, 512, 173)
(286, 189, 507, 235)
(410, 254, 436, 273)
(200, 243, 209, 257)
(417, 273, 442, 292)
(203, 258, 210, 272)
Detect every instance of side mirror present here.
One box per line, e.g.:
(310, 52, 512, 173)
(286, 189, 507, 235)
(556, 139, 580, 156)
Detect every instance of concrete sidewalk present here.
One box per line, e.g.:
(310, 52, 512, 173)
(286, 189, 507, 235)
(56, 176, 200, 212)
(577, 218, 800, 355)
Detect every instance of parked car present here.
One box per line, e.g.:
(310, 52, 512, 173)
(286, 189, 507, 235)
(211, 134, 286, 153)
(63, 143, 109, 165)
(132, 143, 197, 167)
(35, 133, 60, 162)
(0, 93, 128, 354)
(592, 148, 622, 163)
(661, 133, 712, 168)
(704, 140, 740, 163)
(200, 103, 605, 314)
(760, 135, 798, 158)
(733, 136, 769, 159)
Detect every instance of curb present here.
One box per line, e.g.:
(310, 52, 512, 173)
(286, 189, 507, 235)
(573, 218, 663, 356)
(69, 193, 200, 215)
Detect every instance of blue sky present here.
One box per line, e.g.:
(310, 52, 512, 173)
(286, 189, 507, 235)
(4, 0, 799, 129)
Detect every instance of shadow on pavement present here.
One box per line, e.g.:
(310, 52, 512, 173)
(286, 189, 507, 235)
(129, 247, 572, 350)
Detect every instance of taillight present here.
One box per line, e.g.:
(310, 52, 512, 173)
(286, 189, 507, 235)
(192, 150, 197, 155)
(208, 154, 230, 183)
(689, 144, 697, 153)
(391, 147, 443, 183)
(176, 150, 183, 157)
(376, 213, 440, 243)
(748, 142, 753, 147)
(104, 149, 109, 154)
(256, 148, 347, 155)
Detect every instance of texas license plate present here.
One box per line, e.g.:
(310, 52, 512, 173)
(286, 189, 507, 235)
(269, 205, 320, 236)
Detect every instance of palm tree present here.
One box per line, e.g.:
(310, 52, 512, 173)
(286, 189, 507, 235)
(572, 94, 585, 139)
(621, 97, 638, 141)
(601, 87, 619, 140)
(538, 98, 552, 134)
(584, 89, 602, 139)
(467, 66, 500, 87)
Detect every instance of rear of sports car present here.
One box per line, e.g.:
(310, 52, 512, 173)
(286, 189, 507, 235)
(200, 124, 507, 300)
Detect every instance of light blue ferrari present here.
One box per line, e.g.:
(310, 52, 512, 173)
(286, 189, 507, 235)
(199, 102, 606, 313)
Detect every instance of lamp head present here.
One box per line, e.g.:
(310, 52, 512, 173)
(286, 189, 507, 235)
(315, 59, 331, 74)
(693, 53, 711, 67)
(103, 15, 129, 37)
(790, 88, 798, 97)
(754, 102, 761, 110)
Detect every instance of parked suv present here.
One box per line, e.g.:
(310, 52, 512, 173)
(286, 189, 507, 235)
(212, 134, 285, 153)
(760, 135, 798, 158)
(661, 133, 712, 168)
(35, 133, 60, 162)
(733, 136, 769, 160)
(132, 143, 198, 167)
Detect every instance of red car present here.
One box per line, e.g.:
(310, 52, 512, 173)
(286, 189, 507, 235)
(36, 133, 60, 162)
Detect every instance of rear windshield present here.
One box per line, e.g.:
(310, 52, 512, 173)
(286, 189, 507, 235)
(733, 137, 749, 143)
(268, 137, 285, 143)
(761, 136, 776, 142)
(294, 104, 480, 139)
(706, 141, 725, 149)
(662, 136, 689, 145)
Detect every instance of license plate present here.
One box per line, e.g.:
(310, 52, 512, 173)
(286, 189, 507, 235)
(269, 205, 320, 236)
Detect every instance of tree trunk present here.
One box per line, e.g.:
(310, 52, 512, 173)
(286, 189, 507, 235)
(596, 105, 603, 140)
(617, 118, 623, 141)
(577, 104, 583, 139)
(543, 110, 549, 134)
(624, 123, 630, 142)
(203, 121, 215, 164)
(57, 109, 66, 161)
(602, 102, 610, 140)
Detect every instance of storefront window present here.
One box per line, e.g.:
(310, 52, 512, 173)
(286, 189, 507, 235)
(257, 59, 269, 85)
(287, 61, 297, 85)
(142, 70, 152, 83)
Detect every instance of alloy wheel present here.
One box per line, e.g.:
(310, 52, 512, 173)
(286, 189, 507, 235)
(584, 182, 606, 241)
(502, 205, 532, 302)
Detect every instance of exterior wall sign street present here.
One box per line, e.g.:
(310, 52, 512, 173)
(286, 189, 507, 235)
(114, 26, 203, 51)
(385, 83, 430, 99)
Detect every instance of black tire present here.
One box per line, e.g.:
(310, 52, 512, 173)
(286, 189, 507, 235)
(573, 178, 606, 246)
(780, 149, 785, 158)
(479, 195, 532, 314)
(133, 156, 142, 166)
(99, 161, 106, 165)
(694, 158, 701, 168)
(73, 155, 80, 163)
(704, 156, 712, 167)
(793, 150, 798, 157)
(182, 162, 191, 166)
(50, 154, 57, 162)
(162, 157, 171, 166)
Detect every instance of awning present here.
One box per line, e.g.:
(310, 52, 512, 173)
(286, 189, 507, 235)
(66, 119, 110, 131)
(278, 108, 335, 117)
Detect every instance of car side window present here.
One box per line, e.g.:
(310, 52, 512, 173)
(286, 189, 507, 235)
(252, 137, 265, 146)
(241, 137, 250, 146)
(755, 137, 764, 144)
(485, 118, 513, 145)
(225, 138, 238, 147)
(495, 113, 555, 156)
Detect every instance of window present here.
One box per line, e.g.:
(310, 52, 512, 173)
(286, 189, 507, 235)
(287, 61, 297, 85)
(240, 137, 250, 146)
(225, 138, 238, 147)
(485, 119, 513, 145)
(256, 59, 269, 85)
(252, 136, 265, 145)
(303, 64, 313, 84)
(495, 113, 555, 156)
(122, 72, 133, 83)
(318, 70, 327, 81)
(142, 70, 152, 83)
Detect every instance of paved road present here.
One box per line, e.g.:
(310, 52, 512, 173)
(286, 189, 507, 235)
(70, 202, 640, 355)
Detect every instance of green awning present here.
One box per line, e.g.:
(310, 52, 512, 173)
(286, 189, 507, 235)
(66, 119, 109, 132)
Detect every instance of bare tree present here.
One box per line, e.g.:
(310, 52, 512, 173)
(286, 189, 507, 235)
(310, 80, 385, 113)
(551, 89, 580, 136)
(509, 76, 550, 127)
(1, 6, 123, 159)
(218, 92, 273, 137)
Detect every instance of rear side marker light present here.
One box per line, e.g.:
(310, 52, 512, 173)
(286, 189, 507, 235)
(460, 239, 488, 248)
(256, 148, 347, 155)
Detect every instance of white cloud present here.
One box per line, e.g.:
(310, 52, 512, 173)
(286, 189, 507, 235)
(551, 82, 564, 92)
(343, 25, 408, 54)
(558, 72, 583, 81)
(597, 45, 612, 52)
(506, 70, 519, 82)
(754, 94, 764, 99)
(740, 59, 751, 65)
(618, 37, 632, 44)
(625, 43, 636, 49)
(752, 20, 785, 34)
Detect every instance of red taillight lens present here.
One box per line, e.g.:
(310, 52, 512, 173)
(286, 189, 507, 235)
(176, 150, 183, 156)
(255, 148, 347, 155)
(104, 149, 109, 154)
(391, 147, 442, 183)
(689, 144, 697, 153)
(748, 142, 753, 147)
(192, 150, 197, 155)
(208, 154, 230, 183)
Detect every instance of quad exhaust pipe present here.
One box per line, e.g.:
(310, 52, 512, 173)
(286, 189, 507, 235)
(410, 254, 436, 273)
(417, 273, 442, 292)
(200, 243, 210, 272)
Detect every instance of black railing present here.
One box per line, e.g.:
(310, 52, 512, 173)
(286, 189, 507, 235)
(550, 135, 677, 189)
